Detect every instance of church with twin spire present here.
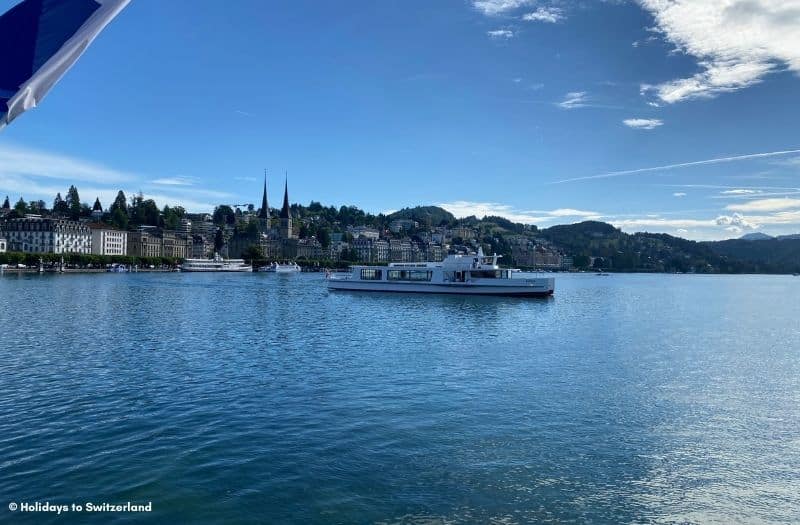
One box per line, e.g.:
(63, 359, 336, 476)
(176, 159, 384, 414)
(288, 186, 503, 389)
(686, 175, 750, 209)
(230, 172, 298, 260)
(257, 173, 295, 241)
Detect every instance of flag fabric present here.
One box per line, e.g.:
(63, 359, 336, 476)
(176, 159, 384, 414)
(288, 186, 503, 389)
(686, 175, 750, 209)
(0, 0, 129, 130)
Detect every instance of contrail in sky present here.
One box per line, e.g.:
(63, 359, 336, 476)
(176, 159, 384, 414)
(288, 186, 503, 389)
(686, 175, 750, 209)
(550, 148, 800, 184)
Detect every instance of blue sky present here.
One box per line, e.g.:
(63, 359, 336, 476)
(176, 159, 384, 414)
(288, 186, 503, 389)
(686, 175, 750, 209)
(1, 0, 799, 240)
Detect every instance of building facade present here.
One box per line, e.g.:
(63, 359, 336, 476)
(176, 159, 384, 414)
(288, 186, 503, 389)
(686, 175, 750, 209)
(89, 225, 127, 256)
(1, 217, 91, 254)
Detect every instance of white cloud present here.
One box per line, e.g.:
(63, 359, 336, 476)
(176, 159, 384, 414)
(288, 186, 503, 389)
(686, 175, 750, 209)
(437, 201, 601, 225)
(0, 143, 236, 213)
(546, 208, 600, 217)
(552, 148, 800, 184)
(487, 29, 515, 39)
(522, 7, 563, 23)
(0, 143, 134, 184)
(715, 212, 758, 230)
(676, 228, 689, 234)
(512, 77, 522, 83)
(473, 0, 534, 16)
(673, 192, 686, 197)
(612, 217, 717, 229)
(623, 118, 664, 130)
(557, 91, 588, 109)
(725, 197, 800, 213)
(152, 176, 196, 186)
(637, 0, 800, 103)
(721, 188, 761, 195)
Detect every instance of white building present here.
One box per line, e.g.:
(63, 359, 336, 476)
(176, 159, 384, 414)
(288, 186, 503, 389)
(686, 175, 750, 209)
(349, 226, 380, 240)
(1, 217, 91, 254)
(89, 224, 127, 256)
(0, 237, 6, 253)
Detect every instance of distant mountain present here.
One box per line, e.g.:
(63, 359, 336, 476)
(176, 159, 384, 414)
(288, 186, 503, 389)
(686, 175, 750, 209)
(740, 232, 773, 241)
(777, 233, 800, 240)
(538, 221, 729, 273)
(388, 206, 455, 227)
(705, 238, 800, 274)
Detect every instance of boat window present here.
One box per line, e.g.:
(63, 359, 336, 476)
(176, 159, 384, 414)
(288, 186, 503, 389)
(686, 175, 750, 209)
(388, 270, 432, 281)
(469, 270, 501, 279)
(360, 268, 382, 280)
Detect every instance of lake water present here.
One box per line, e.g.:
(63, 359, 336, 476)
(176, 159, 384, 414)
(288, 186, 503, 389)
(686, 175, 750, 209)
(1, 272, 799, 524)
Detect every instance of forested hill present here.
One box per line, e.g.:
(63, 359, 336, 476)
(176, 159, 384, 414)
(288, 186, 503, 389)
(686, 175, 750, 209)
(537, 221, 732, 273)
(388, 206, 455, 226)
(535, 221, 800, 273)
(703, 238, 800, 274)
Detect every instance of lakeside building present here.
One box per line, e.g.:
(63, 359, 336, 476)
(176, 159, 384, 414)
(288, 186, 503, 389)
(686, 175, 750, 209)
(89, 224, 127, 256)
(191, 234, 213, 258)
(0, 237, 6, 253)
(127, 227, 190, 258)
(452, 226, 475, 240)
(296, 238, 323, 260)
(389, 219, 418, 233)
(349, 226, 380, 240)
(0, 217, 91, 254)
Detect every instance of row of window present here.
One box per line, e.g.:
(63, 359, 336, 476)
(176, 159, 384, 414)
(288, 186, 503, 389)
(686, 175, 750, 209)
(388, 270, 432, 282)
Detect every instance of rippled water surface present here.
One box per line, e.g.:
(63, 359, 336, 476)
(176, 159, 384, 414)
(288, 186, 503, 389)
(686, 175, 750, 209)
(1, 272, 799, 524)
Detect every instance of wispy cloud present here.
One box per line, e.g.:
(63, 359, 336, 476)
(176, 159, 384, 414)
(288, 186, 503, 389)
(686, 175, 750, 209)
(726, 197, 800, 213)
(673, 192, 687, 197)
(487, 28, 515, 39)
(0, 142, 236, 212)
(522, 7, 563, 23)
(0, 143, 134, 184)
(623, 118, 663, 130)
(473, 0, 534, 16)
(637, 0, 800, 103)
(557, 91, 588, 109)
(151, 176, 196, 186)
(552, 148, 800, 184)
(234, 109, 254, 117)
(721, 189, 761, 195)
(438, 200, 600, 224)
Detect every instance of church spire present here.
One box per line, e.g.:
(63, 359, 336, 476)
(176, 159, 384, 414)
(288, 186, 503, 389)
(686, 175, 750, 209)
(258, 169, 270, 219)
(280, 172, 291, 219)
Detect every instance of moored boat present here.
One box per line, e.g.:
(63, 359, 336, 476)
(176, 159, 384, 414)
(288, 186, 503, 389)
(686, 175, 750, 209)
(181, 253, 252, 272)
(259, 262, 301, 273)
(327, 248, 554, 296)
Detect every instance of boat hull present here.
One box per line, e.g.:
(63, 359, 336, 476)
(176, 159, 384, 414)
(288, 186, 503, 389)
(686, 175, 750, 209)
(327, 279, 554, 296)
(180, 267, 252, 272)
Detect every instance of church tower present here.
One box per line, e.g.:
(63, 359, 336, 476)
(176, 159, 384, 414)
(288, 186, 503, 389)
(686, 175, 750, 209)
(258, 170, 270, 230)
(279, 175, 294, 239)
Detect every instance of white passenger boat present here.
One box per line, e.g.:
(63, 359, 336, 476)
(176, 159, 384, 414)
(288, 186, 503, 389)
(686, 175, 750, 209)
(259, 262, 302, 273)
(180, 253, 252, 272)
(327, 248, 554, 297)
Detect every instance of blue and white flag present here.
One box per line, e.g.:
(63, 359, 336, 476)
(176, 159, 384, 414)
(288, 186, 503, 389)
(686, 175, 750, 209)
(0, 0, 129, 130)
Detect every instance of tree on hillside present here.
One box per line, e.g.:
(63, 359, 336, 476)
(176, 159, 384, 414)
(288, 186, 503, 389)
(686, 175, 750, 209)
(318, 228, 331, 248)
(14, 197, 27, 216)
(212, 205, 235, 226)
(65, 185, 81, 220)
(213, 227, 225, 252)
(129, 193, 160, 226)
(52, 192, 69, 216)
(109, 191, 129, 229)
(2, 196, 9, 210)
(110, 190, 127, 214)
(162, 205, 184, 230)
(242, 244, 264, 263)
